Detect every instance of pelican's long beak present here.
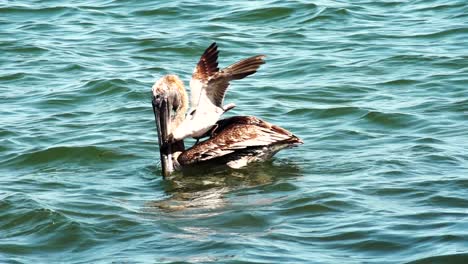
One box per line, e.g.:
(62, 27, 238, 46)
(152, 95, 173, 178)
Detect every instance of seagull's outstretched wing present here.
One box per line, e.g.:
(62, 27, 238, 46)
(189, 42, 219, 108)
(190, 42, 266, 109)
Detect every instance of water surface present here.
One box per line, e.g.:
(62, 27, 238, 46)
(1, 0, 468, 263)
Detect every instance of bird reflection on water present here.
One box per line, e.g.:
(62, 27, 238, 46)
(145, 160, 303, 213)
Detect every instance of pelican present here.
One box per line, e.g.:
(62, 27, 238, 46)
(151, 54, 303, 178)
(169, 42, 266, 142)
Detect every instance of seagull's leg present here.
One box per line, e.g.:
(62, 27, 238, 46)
(210, 124, 219, 138)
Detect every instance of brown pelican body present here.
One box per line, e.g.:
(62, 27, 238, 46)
(177, 116, 303, 170)
(151, 43, 302, 177)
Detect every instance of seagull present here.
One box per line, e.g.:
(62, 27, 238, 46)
(167, 42, 266, 143)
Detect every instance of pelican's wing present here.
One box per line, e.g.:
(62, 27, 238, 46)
(205, 55, 266, 107)
(177, 116, 301, 166)
(189, 42, 219, 108)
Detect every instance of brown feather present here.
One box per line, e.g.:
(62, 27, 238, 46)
(190, 43, 265, 108)
(193, 42, 219, 81)
(177, 116, 302, 166)
(207, 55, 266, 107)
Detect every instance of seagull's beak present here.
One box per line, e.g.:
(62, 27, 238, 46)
(152, 94, 173, 178)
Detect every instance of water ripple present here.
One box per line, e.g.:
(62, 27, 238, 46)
(2, 146, 135, 168)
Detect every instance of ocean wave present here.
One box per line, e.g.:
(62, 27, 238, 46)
(407, 253, 468, 264)
(298, 6, 350, 25)
(1, 146, 136, 168)
(0, 5, 75, 16)
(0, 193, 83, 253)
(81, 78, 133, 96)
(360, 111, 421, 129)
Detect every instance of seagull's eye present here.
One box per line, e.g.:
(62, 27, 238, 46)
(189, 109, 196, 120)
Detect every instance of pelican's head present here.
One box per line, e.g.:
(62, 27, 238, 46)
(151, 75, 188, 178)
(152, 75, 187, 114)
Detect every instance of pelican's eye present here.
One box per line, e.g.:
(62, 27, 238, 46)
(152, 94, 162, 107)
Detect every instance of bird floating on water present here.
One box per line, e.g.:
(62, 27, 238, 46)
(151, 43, 302, 178)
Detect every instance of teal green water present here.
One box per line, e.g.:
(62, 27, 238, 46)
(1, 0, 468, 263)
